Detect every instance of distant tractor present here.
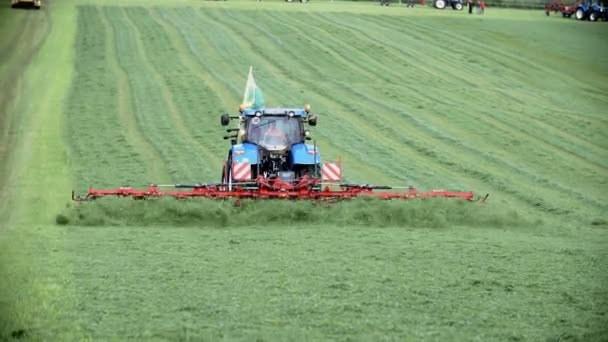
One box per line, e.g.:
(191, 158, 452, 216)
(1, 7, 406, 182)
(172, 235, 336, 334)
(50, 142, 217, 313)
(575, 1, 607, 20)
(434, 0, 464, 10)
(285, 0, 309, 3)
(11, 0, 41, 9)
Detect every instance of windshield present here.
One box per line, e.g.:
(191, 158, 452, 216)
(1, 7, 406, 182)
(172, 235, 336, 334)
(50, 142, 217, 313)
(245, 116, 302, 151)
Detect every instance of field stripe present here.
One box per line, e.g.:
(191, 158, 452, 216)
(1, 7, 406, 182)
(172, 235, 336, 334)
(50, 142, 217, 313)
(148, 8, 236, 112)
(103, 7, 209, 182)
(0, 12, 50, 220)
(66, 6, 154, 190)
(342, 14, 608, 153)
(124, 7, 227, 177)
(318, 12, 608, 166)
(122, 7, 223, 180)
(98, 6, 170, 183)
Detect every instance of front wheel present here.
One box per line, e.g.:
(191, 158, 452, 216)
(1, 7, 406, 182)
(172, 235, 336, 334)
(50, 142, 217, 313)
(453, 2, 463, 10)
(300, 0, 309, 3)
(434, 0, 446, 9)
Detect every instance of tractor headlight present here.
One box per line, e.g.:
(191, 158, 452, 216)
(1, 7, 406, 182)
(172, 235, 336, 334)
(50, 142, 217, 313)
(255, 111, 262, 117)
(288, 111, 295, 117)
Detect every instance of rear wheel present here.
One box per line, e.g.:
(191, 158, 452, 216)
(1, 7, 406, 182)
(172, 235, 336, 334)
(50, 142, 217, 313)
(589, 12, 598, 21)
(575, 8, 585, 19)
(221, 160, 231, 183)
(434, 0, 446, 9)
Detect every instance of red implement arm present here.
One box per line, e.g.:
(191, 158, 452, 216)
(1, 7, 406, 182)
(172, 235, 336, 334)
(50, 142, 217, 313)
(72, 176, 480, 202)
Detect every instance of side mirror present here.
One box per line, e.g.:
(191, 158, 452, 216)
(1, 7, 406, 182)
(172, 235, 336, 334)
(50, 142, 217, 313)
(308, 115, 317, 126)
(220, 113, 230, 126)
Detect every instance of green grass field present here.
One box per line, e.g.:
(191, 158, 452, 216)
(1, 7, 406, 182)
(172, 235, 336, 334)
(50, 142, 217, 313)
(1, 0, 607, 340)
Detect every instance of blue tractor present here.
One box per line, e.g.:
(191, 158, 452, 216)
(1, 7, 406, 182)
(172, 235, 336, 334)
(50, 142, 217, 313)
(575, 1, 607, 20)
(220, 105, 321, 185)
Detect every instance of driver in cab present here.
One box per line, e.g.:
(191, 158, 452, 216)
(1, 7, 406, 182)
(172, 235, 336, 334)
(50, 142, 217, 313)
(262, 120, 288, 146)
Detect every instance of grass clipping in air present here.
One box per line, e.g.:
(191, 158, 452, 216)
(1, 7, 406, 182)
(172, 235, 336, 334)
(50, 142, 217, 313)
(56, 196, 535, 228)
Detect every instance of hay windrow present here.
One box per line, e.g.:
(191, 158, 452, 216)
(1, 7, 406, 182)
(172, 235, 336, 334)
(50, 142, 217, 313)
(56, 197, 537, 228)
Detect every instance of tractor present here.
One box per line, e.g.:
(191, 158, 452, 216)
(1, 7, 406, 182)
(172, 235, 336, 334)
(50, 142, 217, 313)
(11, 0, 41, 9)
(220, 105, 321, 187)
(433, 0, 464, 10)
(575, 1, 607, 20)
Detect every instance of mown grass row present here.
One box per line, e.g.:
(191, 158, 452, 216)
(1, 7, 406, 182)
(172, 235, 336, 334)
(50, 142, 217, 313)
(57, 196, 533, 228)
(65, 6, 150, 190)
(123, 7, 225, 173)
(103, 7, 213, 183)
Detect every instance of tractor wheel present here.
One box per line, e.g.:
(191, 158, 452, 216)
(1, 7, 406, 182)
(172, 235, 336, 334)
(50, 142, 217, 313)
(589, 12, 598, 21)
(575, 8, 585, 19)
(453, 2, 463, 10)
(300, 0, 309, 3)
(434, 0, 446, 9)
(222, 159, 233, 183)
(285, 0, 295, 2)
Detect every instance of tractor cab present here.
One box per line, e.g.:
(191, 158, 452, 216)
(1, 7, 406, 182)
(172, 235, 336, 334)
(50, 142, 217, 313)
(220, 105, 320, 183)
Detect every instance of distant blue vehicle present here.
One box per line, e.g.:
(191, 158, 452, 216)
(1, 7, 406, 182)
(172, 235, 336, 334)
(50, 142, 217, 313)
(575, 1, 607, 21)
(220, 106, 321, 184)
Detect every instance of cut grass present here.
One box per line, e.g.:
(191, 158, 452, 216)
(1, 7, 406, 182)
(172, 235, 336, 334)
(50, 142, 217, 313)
(49, 224, 608, 340)
(56, 196, 533, 229)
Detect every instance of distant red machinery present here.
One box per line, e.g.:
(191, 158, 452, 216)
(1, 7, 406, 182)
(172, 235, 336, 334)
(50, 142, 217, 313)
(545, 0, 580, 17)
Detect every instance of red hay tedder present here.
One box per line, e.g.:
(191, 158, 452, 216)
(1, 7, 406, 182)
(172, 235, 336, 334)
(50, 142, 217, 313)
(72, 176, 480, 202)
(545, 0, 580, 17)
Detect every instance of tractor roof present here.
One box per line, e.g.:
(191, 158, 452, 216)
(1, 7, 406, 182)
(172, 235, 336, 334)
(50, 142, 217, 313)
(242, 107, 309, 117)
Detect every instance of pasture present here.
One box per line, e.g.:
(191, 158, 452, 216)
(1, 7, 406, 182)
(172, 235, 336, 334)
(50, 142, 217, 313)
(0, 0, 607, 340)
